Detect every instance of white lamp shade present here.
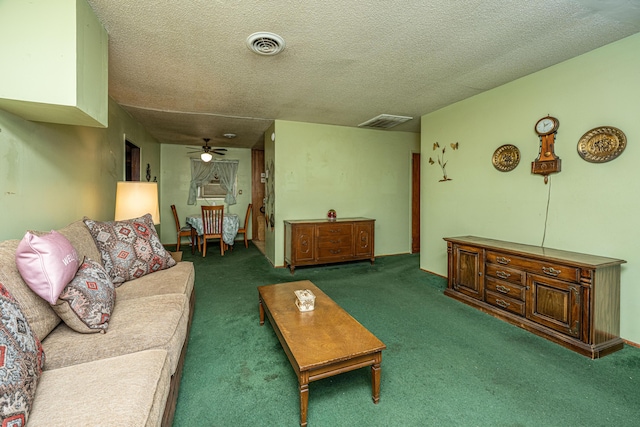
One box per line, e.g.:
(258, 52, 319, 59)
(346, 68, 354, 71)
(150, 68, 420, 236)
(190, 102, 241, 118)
(200, 151, 213, 162)
(114, 181, 160, 224)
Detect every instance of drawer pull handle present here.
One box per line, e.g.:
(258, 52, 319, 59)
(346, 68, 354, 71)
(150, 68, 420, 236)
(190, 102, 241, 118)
(329, 229, 340, 233)
(542, 266, 561, 277)
(495, 284, 511, 294)
(330, 239, 340, 244)
(495, 299, 510, 308)
(496, 256, 511, 265)
(496, 270, 511, 279)
(329, 249, 342, 254)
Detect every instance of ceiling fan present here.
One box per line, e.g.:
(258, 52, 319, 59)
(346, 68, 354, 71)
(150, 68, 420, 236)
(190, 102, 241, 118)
(187, 138, 228, 162)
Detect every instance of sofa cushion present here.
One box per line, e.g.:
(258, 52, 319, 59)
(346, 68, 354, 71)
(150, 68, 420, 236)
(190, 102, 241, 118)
(29, 349, 170, 427)
(0, 283, 46, 425)
(42, 294, 188, 375)
(15, 231, 80, 305)
(31, 219, 103, 269)
(116, 261, 194, 302)
(0, 240, 61, 342)
(83, 214, 176, 285)
(52, 258, 115, 334)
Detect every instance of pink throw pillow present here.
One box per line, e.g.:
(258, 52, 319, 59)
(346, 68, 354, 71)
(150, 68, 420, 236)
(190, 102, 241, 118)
(15, 231, 80, 304)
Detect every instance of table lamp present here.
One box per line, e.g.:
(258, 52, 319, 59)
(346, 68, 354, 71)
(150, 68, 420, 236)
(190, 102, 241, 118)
(114, 181, 160, 224)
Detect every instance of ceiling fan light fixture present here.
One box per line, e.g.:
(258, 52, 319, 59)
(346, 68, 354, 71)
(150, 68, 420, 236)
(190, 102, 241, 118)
(200, 152, 213, 162)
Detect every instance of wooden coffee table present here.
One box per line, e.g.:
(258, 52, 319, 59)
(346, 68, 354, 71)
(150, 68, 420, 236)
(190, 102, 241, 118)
(258, 280, 386, 427)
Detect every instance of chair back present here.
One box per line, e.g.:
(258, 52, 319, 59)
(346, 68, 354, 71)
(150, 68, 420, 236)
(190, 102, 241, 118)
(171, 205, 181, 231)
(201, 205, 224, 236)
(243, 203, 253, 230)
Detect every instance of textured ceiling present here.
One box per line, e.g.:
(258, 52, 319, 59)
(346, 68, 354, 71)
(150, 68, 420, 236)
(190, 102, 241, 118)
(86, 0, 640, 150)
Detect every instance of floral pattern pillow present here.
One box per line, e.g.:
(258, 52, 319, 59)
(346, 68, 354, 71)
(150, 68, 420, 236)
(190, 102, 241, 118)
(52, 258, 115, 334)
(83, 214, 176, 285)
(0, 283, 45, 425)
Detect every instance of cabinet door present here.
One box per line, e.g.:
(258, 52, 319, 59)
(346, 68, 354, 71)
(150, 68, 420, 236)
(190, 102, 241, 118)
(292, 225, 315, 263)
(526, 274, 581, 338)
(452, 244, 484, 300)
(354, 222, 374, 257)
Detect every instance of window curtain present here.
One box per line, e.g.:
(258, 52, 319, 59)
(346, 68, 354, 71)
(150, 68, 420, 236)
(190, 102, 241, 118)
(214, 160, 239, 205)
(187, 159, 239, 205)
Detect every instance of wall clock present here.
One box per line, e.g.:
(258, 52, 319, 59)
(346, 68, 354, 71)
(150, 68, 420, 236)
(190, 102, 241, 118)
(531, 116, 561, 184)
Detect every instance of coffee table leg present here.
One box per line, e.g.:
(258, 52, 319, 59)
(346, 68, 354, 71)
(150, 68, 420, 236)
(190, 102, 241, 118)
(298, 371, 310, 427)
(371, 353, 382, 404)
(259, 298, 265, 325)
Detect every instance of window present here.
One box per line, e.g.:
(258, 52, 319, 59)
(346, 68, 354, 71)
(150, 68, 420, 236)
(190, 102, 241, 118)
(199, 173, 227, 199)
(189, 159, 239, 205)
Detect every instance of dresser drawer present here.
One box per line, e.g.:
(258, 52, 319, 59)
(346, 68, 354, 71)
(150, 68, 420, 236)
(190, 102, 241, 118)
(485, 291, 525, 316)
(485, 263, 523, 284)
(317, 223, 353, 238)
(486, 277, 525, 301)
(317, 246, 352, 259)
(317, 234, 352, 248)
(486, 251, 579, 282)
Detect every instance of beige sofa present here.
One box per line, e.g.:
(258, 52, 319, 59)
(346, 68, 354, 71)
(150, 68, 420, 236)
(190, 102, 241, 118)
(0, 219, 194, 426)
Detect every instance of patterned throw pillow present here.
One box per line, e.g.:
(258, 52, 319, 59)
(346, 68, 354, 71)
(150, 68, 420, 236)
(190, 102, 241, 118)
(0, 283, 45, 426)
(52, 258, 115, 334)
(83, 214, 176, 285)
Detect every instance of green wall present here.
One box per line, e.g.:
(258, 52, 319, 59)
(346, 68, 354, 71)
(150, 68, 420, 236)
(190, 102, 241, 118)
(0, 98, 161, 240)
(268, 120, 420, 267)
(159, 144, 253, 247)
(420, 33, 640, 344)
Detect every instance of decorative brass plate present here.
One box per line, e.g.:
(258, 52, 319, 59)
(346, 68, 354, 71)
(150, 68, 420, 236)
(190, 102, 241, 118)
(577, 126, 626, 163)
(492, 144, 520, 172)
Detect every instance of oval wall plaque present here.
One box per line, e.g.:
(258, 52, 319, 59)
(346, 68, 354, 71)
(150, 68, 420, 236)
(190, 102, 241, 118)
(577, 126, 626, 163)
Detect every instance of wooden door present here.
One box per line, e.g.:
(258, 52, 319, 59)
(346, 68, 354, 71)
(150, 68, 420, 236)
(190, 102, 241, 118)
(251, 149, 265, 240)
(293, 225, 315, 263)
(453, 244, 484, 300)
(411, 153, 420, 253)
(354, 222, 374, 257)
(526, 274, 582, 338)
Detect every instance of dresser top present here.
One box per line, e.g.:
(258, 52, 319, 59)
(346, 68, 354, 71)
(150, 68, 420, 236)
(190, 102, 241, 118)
(285, 217, 374, 224)
(444, 236, 626, 268)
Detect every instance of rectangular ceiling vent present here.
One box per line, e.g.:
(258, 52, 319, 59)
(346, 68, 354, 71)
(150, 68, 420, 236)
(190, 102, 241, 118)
(358, 114, 413, 130)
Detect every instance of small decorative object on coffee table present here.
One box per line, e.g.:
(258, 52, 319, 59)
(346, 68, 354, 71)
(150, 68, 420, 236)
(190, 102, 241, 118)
(327, 209, 336, 221)
(294, 289, 315, 312)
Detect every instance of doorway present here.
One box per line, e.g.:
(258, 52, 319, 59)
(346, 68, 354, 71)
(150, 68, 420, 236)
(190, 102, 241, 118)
(411, 152, 420, 253)
(125, 140, 141, 181)
(251, 149, 266, 249)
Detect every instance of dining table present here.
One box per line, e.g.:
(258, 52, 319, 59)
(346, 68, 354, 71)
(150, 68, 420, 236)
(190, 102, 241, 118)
(186, 213, 239, 254)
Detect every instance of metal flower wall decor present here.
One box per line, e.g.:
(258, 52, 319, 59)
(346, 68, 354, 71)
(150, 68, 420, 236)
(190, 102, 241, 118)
(429, 142, 459, 182)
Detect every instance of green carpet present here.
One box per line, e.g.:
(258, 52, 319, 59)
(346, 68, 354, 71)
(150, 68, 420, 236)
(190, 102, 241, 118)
(172, 244, 640, 426)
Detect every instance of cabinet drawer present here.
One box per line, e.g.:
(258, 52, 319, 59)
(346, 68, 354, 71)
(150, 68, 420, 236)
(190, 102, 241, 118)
(486, 251, 579, 282)
(486, 277, 525, 301)
(485, 291, 525, 316)
(485, 263, 523, 284)
(317, 235, 352, 248)
(317, 246, 352, 259)
(317, 223, 352, 238)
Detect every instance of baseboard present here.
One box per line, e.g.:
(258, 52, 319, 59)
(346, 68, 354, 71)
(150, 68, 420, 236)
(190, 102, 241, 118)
(623, 339, 640, 348)
(420, 268, 446, 279)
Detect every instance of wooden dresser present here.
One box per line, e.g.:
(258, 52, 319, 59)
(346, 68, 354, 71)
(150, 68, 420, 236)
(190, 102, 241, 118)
(444, 236, 626, 358)
(284, 218, 375, 273)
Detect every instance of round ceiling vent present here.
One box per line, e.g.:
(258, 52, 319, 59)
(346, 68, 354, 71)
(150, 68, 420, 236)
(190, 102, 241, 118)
(246, 32, 285, 56)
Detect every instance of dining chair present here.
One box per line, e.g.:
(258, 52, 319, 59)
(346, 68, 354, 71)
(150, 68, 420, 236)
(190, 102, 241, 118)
(201, 205, 225, 257)
(236, 203, 252, 248)
(171, 204, 200, 252)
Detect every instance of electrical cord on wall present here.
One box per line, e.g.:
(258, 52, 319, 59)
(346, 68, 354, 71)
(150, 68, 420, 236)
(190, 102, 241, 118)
(541, 177, 552, 247)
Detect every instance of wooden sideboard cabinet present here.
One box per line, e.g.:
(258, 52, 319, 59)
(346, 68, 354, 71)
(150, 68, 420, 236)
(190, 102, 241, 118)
(444, 236, 626, 359)
(284, 218, 375, 273)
